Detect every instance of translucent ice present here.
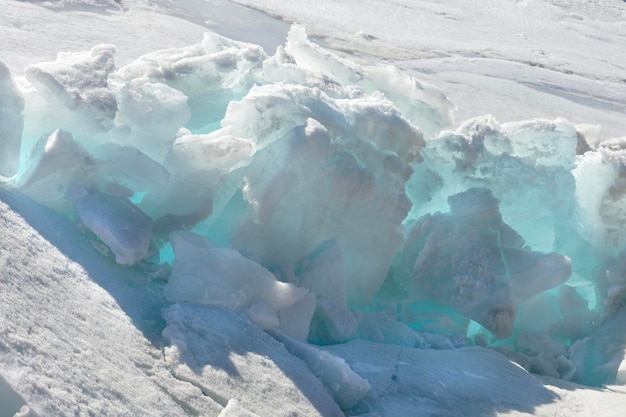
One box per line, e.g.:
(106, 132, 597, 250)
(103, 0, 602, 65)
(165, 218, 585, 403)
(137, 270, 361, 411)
(109, 33, 267, 130)
(24, 45, 117, 135)
(164, 231, 308, 313)
(269, 329, 371, 410)
(392, 187, 572, 338)
(284, 25, 453, 138)
(73, 190, 153, 266)
(16, 129, 96, 208)
(0, 60, 24, 179)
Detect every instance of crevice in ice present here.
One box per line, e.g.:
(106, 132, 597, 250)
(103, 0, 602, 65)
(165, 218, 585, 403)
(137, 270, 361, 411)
(160, 347, 229, 411)
(377, 347, 404, 400)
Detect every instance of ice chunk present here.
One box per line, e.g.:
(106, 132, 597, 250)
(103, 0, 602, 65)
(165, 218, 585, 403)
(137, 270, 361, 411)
(309, 298, 358, 344)
(162, 303, 343, 417)
(247, 302, 279, 330)
(165, 130, 256, 175)
(17, 129, 93, 189)
(0, 60, 24, 179)
(569, 306, 626, 386)
(113, 80, 191, 160)
(110, 33, 266, 129)
(296, 239, 348, 306)
(24, 45, 117, 134)
(502, 119, 578, 169)
(408, 116, 580, 255)
(73, 190, 153, 265)
(594, 251, 626, 311)
(269, 329, 371, 410)
(205, 112, 412, 304)
(392, 187, 572, 338)
(352, 310, 418, 347)
(326, 340, 556, 417)
(164, 231, 308, 312)
(91, 143, 170, 195)
(278, 292, 316, 342)
(284, 25, 453, 137)
(16, 129, 96, 208)
(15, 129, 172, 213)
(139, 130, 255, 227)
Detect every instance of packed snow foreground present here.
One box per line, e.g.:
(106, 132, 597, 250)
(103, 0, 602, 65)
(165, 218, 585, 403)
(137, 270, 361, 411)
(0, 25, 625, 416)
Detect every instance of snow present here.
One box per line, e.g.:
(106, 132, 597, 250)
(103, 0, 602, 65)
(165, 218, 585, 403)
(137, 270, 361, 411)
(1, 0, 626, 416)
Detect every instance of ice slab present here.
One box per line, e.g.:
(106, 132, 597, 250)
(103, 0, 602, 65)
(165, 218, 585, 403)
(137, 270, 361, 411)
(24, 45, 117, 134)
(162, 303, 344, 417)
(164, 231, 308, 313)
(269, 329, 371, 411)
(16, 129, 96, 206)
(326, 340, 556, 417)
(73, 190, 153, 265)
(0, 60, 24, 179)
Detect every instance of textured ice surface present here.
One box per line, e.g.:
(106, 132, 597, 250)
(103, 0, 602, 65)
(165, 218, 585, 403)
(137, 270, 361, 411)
(162, 303, 344, 417)
(326, 340, 557, 417)
(269, 329, 371, 411)
(24, 44, 117, 135)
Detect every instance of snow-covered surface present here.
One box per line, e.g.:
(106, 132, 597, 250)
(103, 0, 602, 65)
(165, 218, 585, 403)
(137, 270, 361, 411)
(2, 0, 626, 416)
(232, 0, 626, 140)
(0, 189, 342, 416)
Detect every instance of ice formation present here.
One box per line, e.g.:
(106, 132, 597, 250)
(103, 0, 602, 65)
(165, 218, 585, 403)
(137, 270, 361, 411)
(1, 21, 626, 416)
(0, 61, 24, 179)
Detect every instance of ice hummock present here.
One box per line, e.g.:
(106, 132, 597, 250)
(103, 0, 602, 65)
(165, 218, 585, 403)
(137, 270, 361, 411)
(2, 19, 626, 416)
(0, 60, 24, 179)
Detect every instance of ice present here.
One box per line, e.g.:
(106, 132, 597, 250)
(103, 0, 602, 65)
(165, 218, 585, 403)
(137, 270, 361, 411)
(309, 298, 358, 344)
(352, 310, 419, 347)
(278, 293, 317, 342)
(208, 107, 414, 304)
(24, 45, 117, 135)
(109, 32, 267, 130)
(392, 187, 572, 338)
(1, 3, 626, 414)
(284, 25, 453, 138)
(569, 307, 626, 386)
(164, 231, 308, 313)
(269, 329, 371, 411)
(326, 340, 557, 417)
(0, 191, 214, 416)
(73, 189, 153, 265)
(0, 61, 24, 179)
(90, 142, 170, 196)
(296, 239, 348, 306)
(162, 303, 344, 417)
(15, 129, 96, 208)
